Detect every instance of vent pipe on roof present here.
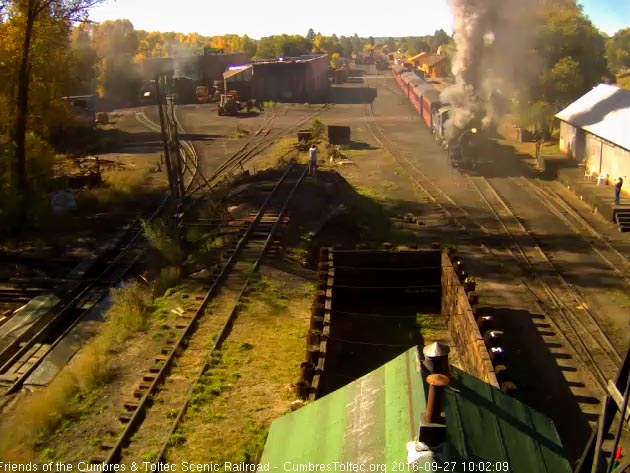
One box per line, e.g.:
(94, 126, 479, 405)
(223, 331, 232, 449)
(425, 374, 449, 424)
(412, 373, 449, 455)
(422, 342, 450, 375)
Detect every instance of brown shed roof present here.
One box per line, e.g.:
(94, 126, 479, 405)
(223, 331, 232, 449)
(423, 53, 448, 67)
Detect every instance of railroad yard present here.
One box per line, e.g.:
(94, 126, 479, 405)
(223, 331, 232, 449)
(1, 63, 630, 468)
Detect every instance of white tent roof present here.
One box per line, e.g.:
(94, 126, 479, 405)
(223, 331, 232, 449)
(555, 84, 630, 151)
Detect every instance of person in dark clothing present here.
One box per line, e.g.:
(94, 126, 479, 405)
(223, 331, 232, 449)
(614, 176, 623, 205)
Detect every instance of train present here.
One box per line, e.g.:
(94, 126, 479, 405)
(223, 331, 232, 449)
(392, 65, 448, 144)
(392, 64, 481, 168)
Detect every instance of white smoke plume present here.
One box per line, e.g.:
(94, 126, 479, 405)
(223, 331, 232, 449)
(169, 42, 198, 79)
(442, 0, 538, 140)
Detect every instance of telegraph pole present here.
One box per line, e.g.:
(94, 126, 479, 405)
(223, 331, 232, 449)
(156, 75, 176, 199)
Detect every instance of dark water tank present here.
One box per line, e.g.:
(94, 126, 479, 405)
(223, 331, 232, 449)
(328, 125, 350, 145)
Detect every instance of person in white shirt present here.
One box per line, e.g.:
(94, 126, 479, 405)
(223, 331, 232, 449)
(308, 144, 318, 177)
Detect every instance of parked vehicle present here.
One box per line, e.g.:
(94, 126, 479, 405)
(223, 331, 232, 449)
(218, 92, 240, 116)
(196, 85, 211, 103)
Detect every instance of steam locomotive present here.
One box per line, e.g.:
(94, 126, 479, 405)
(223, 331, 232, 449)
(392, 65, 482, 168)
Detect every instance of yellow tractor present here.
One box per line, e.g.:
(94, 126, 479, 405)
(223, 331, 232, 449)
(196, 85, 210, 103)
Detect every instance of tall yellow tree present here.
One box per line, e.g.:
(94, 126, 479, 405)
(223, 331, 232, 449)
(3, 0, 104, 215)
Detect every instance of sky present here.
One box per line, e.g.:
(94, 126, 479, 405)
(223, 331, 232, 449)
(88, 0, 629, 38)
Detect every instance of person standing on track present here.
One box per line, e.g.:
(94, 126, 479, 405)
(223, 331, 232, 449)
(614, 176, 624, 205)
(308, 144, 318, 178)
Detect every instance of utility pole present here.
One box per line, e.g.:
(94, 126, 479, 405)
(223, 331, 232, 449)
(155, 75, 176, 199)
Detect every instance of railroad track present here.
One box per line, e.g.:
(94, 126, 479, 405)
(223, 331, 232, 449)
(520, 177, 630, 280)
(0, 204, 167, 396)
(91, 163, 307, 465)
(466, 175, 621, 391)
(0, 106, 200, 398)
(361, 94, 619, 415)
(204, 103, 333, 187)
(0, 98, 330, 400)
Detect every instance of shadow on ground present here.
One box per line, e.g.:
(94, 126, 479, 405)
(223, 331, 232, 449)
(96, 129, 222, 154)
(482, 306, 593, 464)
(457, 139, 536, 179)
(203, 166, 597, 466)
(329, 86, 377, 105)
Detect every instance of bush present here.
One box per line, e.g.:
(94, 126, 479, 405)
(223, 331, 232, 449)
(142, 218, 185, 267)
(258, 137, 297, 170)
(0, 133, 55, 235)
(79, 169, 150, 211)
(310, 118, 325, 139)
(153, 266, 183, 298)
(108, 283, 152, 335)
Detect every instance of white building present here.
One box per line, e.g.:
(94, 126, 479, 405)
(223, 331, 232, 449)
(556, 84, 630, 183)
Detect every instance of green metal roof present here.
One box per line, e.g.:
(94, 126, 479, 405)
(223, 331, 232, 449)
(260, 348, 429, 468)
(260, 347, 572, 473)
(446, 366, 572, 473)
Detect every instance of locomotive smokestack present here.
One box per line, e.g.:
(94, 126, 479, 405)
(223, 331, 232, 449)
(442, 0, 539, 141)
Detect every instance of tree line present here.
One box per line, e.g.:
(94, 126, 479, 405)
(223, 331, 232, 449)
(0, 0, 629, 233)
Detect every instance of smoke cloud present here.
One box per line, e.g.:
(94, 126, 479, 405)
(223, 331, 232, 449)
(169, 42, 198, 79)
(441, 0, 538, 140)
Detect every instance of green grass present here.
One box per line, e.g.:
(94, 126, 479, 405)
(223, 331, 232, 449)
(142, 218, 185, 267)
(247, 273, 289, 309)
(0, 283, 156, 460)
(310, 118, 326, 139)
(39, 448, 56, 462)
(163, 272, 312, 464)
(143, 451, 158, 463)
(153, 266, 183, 298)
(189, 371, 230, 412)
(349, 187, 393, 242)
(416, 313, 448, 343)
(168, 432, 186, 446)
(257, 137, 298, 170)
(78, 168, 151, 211)
(233, 420, 268, 463)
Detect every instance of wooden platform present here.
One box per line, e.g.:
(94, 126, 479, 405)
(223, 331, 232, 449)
(557, 167, 629, 224)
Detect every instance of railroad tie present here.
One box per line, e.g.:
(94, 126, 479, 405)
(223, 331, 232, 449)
(99, 441, 116, 451)
(123, 400, 140, 411)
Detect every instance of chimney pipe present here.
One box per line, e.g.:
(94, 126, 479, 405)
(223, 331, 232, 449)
(422, 342, 450, 375)
(425, 374, 449, 424)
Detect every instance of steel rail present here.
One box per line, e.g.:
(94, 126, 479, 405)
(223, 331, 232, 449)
(205, 104, 333, 186)
(101, 163, 305, 464)
(152, 164, 307, 464)
(467, 175, 621, 391)
(521, 177, 630, 279)
(361, 91, 619, 398)
(0, 105, 198, 395)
